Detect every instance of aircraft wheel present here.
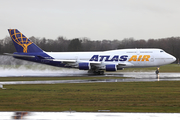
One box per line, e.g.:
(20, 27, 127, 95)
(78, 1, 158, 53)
(98, 71, 104, 75)
(89, 70, 104, 75)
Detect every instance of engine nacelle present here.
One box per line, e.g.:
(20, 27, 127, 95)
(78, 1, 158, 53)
(105, 64, 117, 71)
(79, 63, 91, 70)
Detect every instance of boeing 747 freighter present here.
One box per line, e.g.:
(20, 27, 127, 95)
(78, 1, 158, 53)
(5, 29, 176, 74)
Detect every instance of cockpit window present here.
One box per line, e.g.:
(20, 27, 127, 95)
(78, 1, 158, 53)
(160, 51, 164, 52)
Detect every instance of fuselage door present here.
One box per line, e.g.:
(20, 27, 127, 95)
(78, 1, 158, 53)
(150, 55, 154, 62)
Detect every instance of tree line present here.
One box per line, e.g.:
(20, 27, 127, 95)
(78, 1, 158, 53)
(0, 36, 180, 62)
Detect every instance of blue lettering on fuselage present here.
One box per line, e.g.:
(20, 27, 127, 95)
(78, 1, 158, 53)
(119, 55, 128, 61)
(89, 55, 99, 61)
(89, 55, 128, 62)
(99, 56, 109, 61)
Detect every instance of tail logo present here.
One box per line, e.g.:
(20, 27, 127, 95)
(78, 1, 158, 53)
(9, 29, 33, 53)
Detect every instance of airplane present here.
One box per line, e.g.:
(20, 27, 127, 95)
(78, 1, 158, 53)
(5, 29, 176, 75)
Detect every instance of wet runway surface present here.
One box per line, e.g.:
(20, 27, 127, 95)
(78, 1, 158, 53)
(0, 72, 180, 85)
(106, 72, 180, 81)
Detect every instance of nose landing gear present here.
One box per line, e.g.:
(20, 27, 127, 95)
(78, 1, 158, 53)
(156, 67, 159, 75)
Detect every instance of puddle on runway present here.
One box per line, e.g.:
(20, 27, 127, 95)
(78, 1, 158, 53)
(1, 72, 180, 85)
(0, 68, 180, 82)
(106, 72, 180, 80)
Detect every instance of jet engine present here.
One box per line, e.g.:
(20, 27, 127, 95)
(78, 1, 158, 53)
(105, 64, 117, 71)
(79, 63, 91, 70)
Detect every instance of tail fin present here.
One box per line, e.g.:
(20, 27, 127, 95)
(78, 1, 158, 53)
(8, 29, 43, 53)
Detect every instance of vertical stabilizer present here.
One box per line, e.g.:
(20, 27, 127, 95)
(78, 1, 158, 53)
(8, 29, 43, 53)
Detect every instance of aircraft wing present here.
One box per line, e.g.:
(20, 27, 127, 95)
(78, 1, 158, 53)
(4, 53, 35, 58)
(118, 62, 134, 67)
(47, 59, 77, 63)
(48, 59, 101, 64)
(49, 58, 134, 68)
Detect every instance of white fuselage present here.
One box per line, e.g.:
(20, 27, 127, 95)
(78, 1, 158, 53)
(46, 48, 176, 68)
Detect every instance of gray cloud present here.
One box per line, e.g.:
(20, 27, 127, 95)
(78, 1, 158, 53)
(1, 0, 180, 40)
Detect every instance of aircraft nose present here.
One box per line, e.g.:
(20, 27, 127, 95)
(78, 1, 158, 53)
(172, 56, 176, 62)
(169, 54, 176, 63)
(166, 54, 176, 64)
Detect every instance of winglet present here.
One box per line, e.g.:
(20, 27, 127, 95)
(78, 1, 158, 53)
(8, 29, 43, 53)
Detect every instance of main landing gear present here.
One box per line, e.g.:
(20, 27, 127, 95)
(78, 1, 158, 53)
(88, 70, 104, 75)
(95, 71, 104, 75)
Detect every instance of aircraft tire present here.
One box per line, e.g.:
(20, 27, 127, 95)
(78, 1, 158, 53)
(98, 71, 104, 75)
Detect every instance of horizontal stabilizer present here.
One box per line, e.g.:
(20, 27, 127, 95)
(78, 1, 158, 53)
(37, 55, 46, 59)
(4, 53, 35, 58)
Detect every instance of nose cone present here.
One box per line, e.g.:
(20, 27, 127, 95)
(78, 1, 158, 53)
(168, 54, 176, 63)
(172, 55, 176, 62)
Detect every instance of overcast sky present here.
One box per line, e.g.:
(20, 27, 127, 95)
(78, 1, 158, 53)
(1, 0, 180, 40)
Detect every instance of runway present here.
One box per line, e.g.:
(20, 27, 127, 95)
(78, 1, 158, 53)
(0, 63, 180, 84)
(0, 72, 180, 85)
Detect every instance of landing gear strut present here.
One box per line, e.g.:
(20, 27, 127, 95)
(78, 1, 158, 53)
(97, 71, 104, 75)
(155, 67, 159, 75)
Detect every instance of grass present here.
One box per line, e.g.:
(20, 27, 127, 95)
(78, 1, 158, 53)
(1, 81, 180, 112)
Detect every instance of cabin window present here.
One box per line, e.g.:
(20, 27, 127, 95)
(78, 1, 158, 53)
(126, 51, 136, 53)
(140, 51, 153, 53)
